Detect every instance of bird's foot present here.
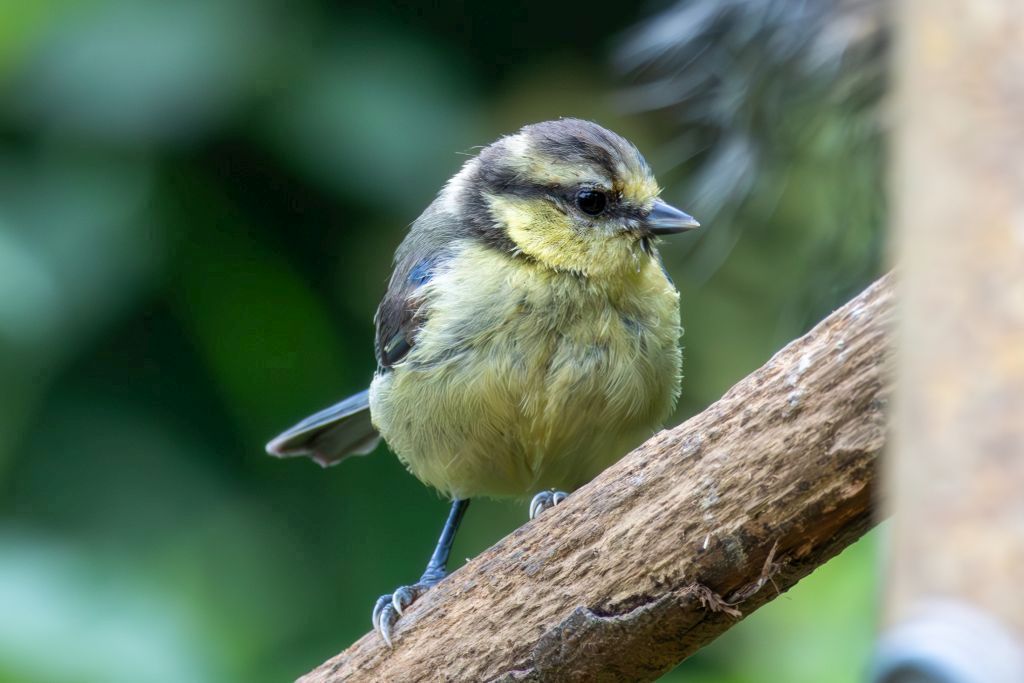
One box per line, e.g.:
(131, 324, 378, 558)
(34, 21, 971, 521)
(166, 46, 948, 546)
(529, 490, 568, 520)
(371, 581, 435, 647)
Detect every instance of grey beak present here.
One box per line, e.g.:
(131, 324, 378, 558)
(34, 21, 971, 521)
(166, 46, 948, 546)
(644, 198, 700, 235)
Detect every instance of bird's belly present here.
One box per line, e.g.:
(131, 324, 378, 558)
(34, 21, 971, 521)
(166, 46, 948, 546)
(369, 278, 681, 499)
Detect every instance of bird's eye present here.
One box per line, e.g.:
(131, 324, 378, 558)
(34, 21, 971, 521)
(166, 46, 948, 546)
(575, 189, 607, 216)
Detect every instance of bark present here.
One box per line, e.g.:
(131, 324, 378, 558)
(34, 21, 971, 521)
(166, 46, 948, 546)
(301, 274, 894, 683)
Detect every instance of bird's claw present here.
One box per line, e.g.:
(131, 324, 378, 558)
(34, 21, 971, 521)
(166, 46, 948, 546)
(371, 583, 431, 647)
(529, 490, 568, 520)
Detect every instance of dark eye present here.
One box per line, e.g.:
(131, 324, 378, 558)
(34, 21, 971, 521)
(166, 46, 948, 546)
(575, 189, 607, 216)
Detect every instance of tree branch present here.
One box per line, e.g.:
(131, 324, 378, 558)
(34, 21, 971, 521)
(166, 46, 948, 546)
(301, 274, 894, 683)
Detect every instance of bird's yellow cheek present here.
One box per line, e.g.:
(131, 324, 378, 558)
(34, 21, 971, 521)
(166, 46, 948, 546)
(494, 196, 574, 261)
(487, 194, 637, 277)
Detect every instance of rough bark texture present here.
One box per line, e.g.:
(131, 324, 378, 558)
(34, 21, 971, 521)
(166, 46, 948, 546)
(887, 0, 1024, 636)
(302, 274, 894, 683)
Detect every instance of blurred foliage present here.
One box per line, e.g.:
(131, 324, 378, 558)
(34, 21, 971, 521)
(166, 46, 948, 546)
(0, 0, 884, 681)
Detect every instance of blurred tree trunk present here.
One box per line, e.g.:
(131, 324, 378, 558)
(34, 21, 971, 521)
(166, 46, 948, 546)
(874, 0, 1024, 680)
(299, 275, 893, 683)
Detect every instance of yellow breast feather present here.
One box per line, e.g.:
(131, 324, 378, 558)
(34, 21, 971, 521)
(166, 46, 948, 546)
(369, 240, 682, 499)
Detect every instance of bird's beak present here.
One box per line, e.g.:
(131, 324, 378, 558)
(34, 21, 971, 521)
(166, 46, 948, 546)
(644, 199, 700, 235)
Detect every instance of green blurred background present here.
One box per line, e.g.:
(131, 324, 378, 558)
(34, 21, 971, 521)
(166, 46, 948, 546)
(0, 0, 885, 681)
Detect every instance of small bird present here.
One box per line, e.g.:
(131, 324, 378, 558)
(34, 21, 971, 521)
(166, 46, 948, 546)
(266, 119, 698, 645)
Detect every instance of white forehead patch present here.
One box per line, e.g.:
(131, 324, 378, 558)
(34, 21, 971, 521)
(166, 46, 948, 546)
(438, 157, 480, 214)
(502, 133, 531, 158)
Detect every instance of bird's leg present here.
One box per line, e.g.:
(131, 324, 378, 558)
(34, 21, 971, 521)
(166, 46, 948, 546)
(529, 490, 568, 520)
(372, 498, 469, 646)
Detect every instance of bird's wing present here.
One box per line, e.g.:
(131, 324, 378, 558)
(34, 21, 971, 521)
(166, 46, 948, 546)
(374, 257, 434, 367)
(267, 202, 461, 465)
(375, 204, 459, 368)
(265, 389, 379, 467)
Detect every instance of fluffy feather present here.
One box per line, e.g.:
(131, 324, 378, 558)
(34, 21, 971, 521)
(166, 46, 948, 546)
(370, 239, 681, 498)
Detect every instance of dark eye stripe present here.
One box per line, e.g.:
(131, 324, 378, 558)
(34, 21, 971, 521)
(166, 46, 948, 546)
(473, 151, 650, 222)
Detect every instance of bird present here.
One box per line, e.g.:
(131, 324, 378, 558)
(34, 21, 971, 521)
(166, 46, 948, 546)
(266, 118, 699, 646)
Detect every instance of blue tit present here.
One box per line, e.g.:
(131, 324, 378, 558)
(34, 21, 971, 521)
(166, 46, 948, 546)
(266, 119, 699, 645)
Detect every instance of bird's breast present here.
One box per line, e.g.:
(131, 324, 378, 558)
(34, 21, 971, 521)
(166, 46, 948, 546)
(370, 239, 682, 498)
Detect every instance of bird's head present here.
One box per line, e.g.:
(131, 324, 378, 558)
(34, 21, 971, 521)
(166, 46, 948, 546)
(444, 119, 699, 278)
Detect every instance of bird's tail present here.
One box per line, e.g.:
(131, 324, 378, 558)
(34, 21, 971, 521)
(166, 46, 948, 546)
(265, 389, 380, 467)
